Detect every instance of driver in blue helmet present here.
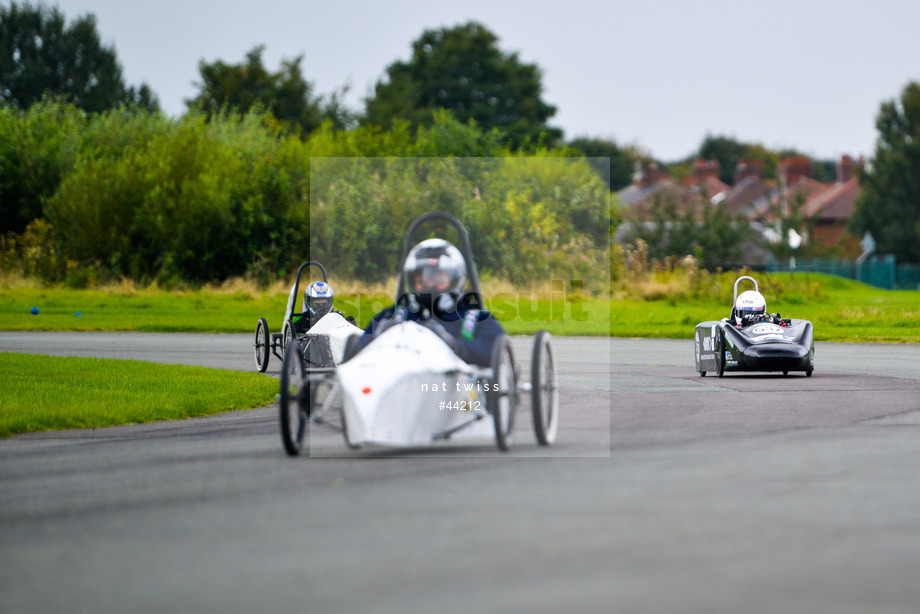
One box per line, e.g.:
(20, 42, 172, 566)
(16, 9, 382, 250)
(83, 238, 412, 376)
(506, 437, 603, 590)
(293, 280, 355, 333)
(350, 239, 504, 367)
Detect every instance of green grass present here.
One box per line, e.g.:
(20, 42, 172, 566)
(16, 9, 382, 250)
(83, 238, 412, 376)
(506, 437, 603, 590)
(1, 272, 917, 437)
(0, 284, 615, 336)
(0, 353, 278, 438)
(0, 285, 282, 333)
(607, 274, 920, 343)
(2, 272, 919, 341)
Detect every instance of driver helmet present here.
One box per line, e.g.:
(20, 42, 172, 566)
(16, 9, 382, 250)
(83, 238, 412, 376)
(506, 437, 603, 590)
(304, 281, 334, 319)
(404, 238, 466, 312)
(734, 290, 766, 324)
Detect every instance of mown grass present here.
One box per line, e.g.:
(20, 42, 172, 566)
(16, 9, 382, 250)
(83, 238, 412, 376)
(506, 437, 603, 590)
(605, 273, 920, 343)
(0, 278, 612, 335)
(0, 352, 278, 438)
(1, 272, 917, 437)
(1, 272, 918, 341)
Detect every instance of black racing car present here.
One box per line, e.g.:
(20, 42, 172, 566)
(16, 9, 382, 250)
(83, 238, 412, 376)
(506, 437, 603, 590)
(694, 276, 814, 377)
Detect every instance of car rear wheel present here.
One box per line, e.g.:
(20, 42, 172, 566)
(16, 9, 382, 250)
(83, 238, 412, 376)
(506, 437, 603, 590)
(715, 329, 726, 378)
(280, 340, 308, 456)
(281, 320, 294, 360)
(254, 318, 270, 372)
(489, 336, 517, 452)
(531, 330, 558, 446)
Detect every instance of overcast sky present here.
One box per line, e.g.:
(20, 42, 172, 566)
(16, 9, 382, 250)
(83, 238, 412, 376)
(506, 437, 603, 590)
(45, 0, 920, 162)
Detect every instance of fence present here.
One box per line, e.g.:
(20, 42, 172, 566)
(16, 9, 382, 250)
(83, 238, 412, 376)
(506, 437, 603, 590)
(765, 254, 920, 290)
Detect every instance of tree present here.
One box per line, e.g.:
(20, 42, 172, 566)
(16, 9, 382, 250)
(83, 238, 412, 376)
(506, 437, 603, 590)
(624, 190, 751, 269)
(756, 189, 810, 261)
(363, 22, 561, 149)
(186, 46, 349, 136)
(567, 137, 638, 191)
(697, 134, 839, 185)
(696, 135, 750, 185)
(0, 2, 157, 112)
(850, 81, 920, 263)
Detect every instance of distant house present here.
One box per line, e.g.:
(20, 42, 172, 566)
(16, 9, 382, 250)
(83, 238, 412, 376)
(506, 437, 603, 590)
(617, 154, 864, 262)
(724, 159, 770, 216)
(618, 159, 729, 218)
(748, 155, 864, 257)
(802, 158, 861, 251)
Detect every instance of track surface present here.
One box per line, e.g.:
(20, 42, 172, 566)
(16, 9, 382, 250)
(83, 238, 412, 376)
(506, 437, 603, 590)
(2, 333, 920, 613)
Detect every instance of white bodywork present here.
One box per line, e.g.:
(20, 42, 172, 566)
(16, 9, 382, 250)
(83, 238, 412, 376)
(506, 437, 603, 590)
(336, 321, 495, 447)
(283, 283, 300, 324)
(308, 312, 363, 365)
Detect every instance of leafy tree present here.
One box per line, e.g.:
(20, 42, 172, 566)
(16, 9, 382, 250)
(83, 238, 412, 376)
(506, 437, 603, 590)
(45, 109, 311, 283)
(757, 189, 812, 260)
(186, 45, 349, 136)
(363, 21, 562, 149)
(850, 81, 920, 263)
(0, 99, 86, 235)
(567, 137, 638, 191)
(624, 191, 750, 269)
(697, 135, 750, 184)
(0, 2, 157, 112)
(697, 135, 839, 184)
(695, 134, 787, 185)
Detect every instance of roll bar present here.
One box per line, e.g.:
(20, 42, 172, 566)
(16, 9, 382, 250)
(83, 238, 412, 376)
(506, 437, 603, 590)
(733, 275, 758, 304)
(395, 212, 483, 306)
(291, 261, 328, 307)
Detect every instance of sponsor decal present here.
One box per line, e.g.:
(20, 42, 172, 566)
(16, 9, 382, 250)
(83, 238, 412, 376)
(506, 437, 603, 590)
(751, 323, 783, 335)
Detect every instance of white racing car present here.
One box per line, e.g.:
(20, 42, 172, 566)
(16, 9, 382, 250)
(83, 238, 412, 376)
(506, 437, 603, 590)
(278, 212, 559, 455)
(253, 261, 362, 373)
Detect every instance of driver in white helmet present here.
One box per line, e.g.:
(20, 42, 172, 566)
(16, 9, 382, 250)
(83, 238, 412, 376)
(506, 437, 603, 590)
(732, 289, 786, 327)
(350, 238, 504, 366)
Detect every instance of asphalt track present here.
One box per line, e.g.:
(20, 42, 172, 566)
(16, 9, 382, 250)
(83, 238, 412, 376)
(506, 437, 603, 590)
(2, 332, 920, 613)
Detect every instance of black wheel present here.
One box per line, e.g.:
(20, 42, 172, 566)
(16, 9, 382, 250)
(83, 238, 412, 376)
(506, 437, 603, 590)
(806, 369, 813, 377)
(488, 336, 517, 452)
(715, 329, 726, 378)
(700, 371, 707, 377)
(531, 330, 558, 446)
(279, 340, 308, 456)
(281, 320, 294, 359)
(254, 318, 270, 372)
(783, 370, 789, 376)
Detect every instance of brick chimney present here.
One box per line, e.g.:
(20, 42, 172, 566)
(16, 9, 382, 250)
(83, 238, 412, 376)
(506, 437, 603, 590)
(778, 156, 811, 188)
(836, 154, 864, 183)
(635, 162, 669, 187)
(734, 159, 764, 185)
(692, 159, 720, 184)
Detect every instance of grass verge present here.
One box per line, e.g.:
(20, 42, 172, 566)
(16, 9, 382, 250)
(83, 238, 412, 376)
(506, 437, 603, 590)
(0, 352, 278, 438)
(1, 272, 918, 341)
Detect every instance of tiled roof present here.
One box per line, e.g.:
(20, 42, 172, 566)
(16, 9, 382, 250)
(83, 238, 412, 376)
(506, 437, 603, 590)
(749, 177, 829, 221)
(803, 177, 860, 221)
(616, 157, 863, 244)
(725, 176, 771, 215)
(698, 176, 730, 200)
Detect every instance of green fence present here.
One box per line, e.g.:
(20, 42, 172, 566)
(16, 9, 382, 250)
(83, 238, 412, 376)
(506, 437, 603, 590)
(765, 255, 920, 290)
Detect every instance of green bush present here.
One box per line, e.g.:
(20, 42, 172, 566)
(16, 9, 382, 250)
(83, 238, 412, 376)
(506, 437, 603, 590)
(44, 110, 311, 283)
(0, 99, 87, 235)
(3, 102, 615, 290)
(309, 153, 611, 289)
